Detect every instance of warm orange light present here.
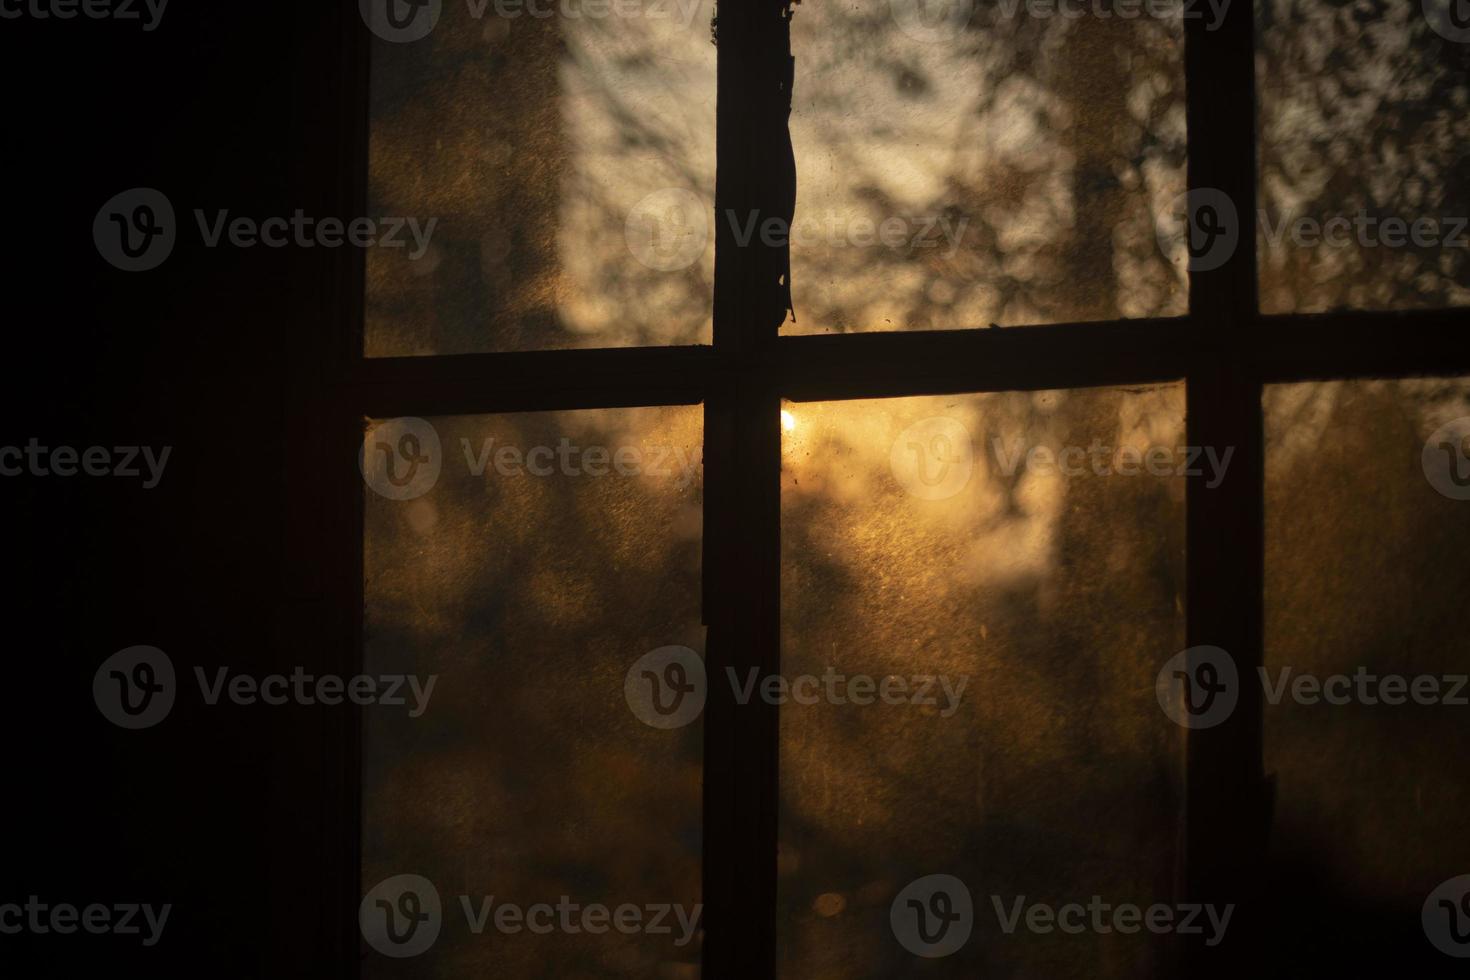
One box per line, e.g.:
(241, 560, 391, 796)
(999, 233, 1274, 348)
(781, 410, 797, 432)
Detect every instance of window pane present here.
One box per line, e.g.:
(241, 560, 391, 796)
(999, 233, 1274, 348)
(362, 407, 704, 976)
(779, 385, 1187, 977)
(785, 4, 1187, 333)
(367, 4, 715, 355)
(1263, 378, 1470, 969)
(1257, 0, 1470, 313)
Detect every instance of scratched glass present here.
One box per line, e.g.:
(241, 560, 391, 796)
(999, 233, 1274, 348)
(779, 386, 1186, 977)
(1262, 377, 1470, 971)
(366, 0, 716, 355)
(362, 407, 704, 978)
(1257, 0, 1470, 313)
(784, 1, 1187, 333)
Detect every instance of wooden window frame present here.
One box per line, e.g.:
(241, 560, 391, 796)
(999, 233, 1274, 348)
(318, 3, 1470, 977)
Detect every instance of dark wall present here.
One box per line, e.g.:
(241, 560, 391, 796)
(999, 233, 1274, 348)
(1, 2, 356, 974)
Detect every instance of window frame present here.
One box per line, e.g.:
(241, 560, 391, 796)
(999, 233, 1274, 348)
(323, 3, 1470, 977)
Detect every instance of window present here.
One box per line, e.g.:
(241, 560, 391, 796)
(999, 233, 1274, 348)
(349, 1, 1470, 976)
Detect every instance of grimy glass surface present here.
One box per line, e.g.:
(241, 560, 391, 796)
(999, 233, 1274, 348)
(367, 3, 715, 355)
(779, 386, 1187, 977)
(784, 3, 1187, 333)
(362, 407, 704, 977)
(1263, 378, 1470, 971)
(1257, 0, 1470, 313)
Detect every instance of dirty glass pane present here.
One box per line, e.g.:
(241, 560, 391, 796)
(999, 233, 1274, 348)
(779, 385, 1188, 977)
(1257, 0, 1470, 313)
(785, 2, 1188, 333)
(366, 1, 715, 355)
(362, 407, 704, 976)
(1263, 378, 1470, 970)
